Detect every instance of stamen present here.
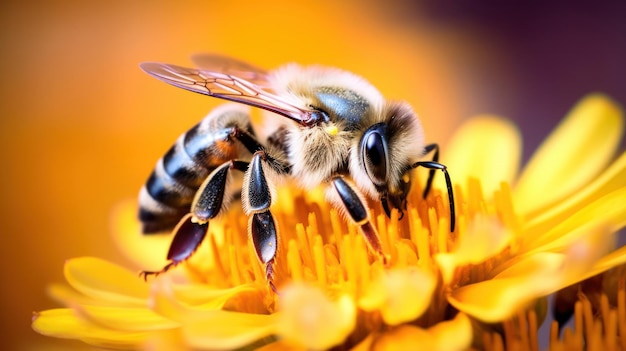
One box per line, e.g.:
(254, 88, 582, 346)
(296, 223, 314, 270)
(287, 239, 304, 282)
(307, 212, 320, 242)
(617, 279, 626, 350)
(323, 246, 341, 287)
(228, 245, 242, 286)
(413, 217, 432, 267)
(468, 178, 485, 214)
(485, 279, 626, 350)
(376, 214, 390, 255)
(427, 208, 440, 253)
(494, 182, 520, 236)
(527, 308, 539, 350)
(209, 234, 227, 284)
(313, 236, 327, 285)
(330, 210, 345, 253)
(341, 234, 357, 294)
(437, 217, 449, 254)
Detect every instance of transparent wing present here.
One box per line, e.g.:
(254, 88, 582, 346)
(140, 62, 326, 126)
(190, 53, 270, 86)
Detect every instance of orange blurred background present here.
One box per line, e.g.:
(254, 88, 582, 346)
(1, 1, 624, 349)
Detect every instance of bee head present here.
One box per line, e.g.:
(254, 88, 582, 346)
(354, 102, 425, 219)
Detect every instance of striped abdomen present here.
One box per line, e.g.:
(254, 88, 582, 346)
(138, 104, 253, 234)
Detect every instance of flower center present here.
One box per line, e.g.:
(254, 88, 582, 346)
(182, 177, 517, 326)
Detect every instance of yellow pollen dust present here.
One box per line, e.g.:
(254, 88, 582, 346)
(324, 125, 339, 136)
(402, 173, 410, 183)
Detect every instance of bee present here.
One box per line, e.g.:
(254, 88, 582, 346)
(138, 54, 455, 289)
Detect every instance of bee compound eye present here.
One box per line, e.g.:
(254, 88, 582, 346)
(362, 128, 388, 184)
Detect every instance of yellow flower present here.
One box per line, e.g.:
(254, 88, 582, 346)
(33, 94, 626, 350)
(441, 94, 626, 322)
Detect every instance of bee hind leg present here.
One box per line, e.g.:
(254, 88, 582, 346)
(140, 160, 248, 280)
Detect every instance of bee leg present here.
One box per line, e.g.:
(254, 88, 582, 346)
(250, 211, 279, 292)
(329, 176, 387, 264)
(244, 151, 288, 290)
(139, 214, 209, 280)
(412, 156, 456, 232)
(421, 143, 440, 199)
(140, 160, 248, 280)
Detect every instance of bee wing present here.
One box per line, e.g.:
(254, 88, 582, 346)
(190, 53, 269, 86)
(140, 62, 324, 126)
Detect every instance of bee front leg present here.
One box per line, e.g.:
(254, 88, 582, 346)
(328, 176, 387, 265)
(421, 143, 440, 200)
(140, 160, 248, 280)
(412, 157, 455, 233)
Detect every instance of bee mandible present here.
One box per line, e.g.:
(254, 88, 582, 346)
(138, 54, 455, 290)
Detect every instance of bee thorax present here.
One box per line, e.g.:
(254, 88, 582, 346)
(288, 124, 351, 188)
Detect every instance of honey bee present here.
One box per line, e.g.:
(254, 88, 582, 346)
(138, 54, 455, 289)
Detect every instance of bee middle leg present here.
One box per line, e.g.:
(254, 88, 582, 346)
(243, 151, 290, 292)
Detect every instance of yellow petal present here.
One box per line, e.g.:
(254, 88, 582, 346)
(149, 278, 264, 320)
(75, 305, 180, 331)
(149, 279, 277, 349)
(372, 313, 472, 351)
(494, 252, 565, 280)
(47, 283, 108, 306)
(556, 224, 617, 284)
(243, 339, 297, 351)
(523, 187, 626, 254)
(503, 223, 614, 286)
(110, 199, 177, 270)
(48, 283, 154, 308)
(171, 282, 262, 309)
(32, 309, 148, 349)
(277, 283, 356, 350)
(444, 116, 521, 196)
(523, 151, 626, 235)
(486, 224, 616, 301)
(359, 267, 436, 325)
(141, 328, 188, 351)
(64, 257, 149, 305)
(514, 94, 624, 215)
(436, 215, 513, 283)
(183, 313, 277, 350)
(448, 252, 566, 322)
(569, 244, 626, 285)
